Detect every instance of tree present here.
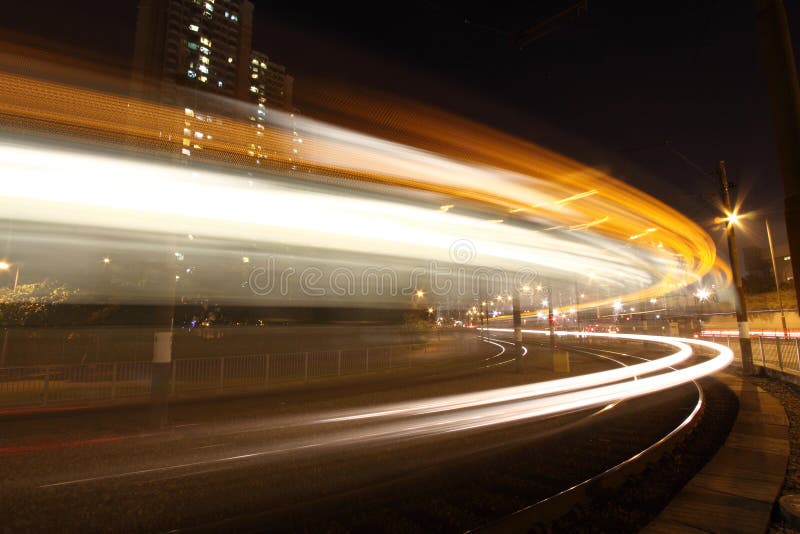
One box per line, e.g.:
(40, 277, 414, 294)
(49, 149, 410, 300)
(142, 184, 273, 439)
(0, 280, 79, 366)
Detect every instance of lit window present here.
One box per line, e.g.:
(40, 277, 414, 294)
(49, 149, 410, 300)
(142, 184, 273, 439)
(200, 46, 210, 55)
(251, 59, 258, 65)
(198, 64, 209, 73)
(204, 2, 214, 11)
(200, 37, 211, 46)
(225, 11, 230, 18)
(227, 57, 233, 63)
(217, 81, 223, 87)
(194, 131, 204, 139)
(184, 108, 194, 117)
(200, 56, 210, 65)
(182, 148, 191, 156)
(189, 24, 199, 32)
(231, 14, 238, 22)
(251, 73, 258, 79)
(260, 62, 266, 69)
(188, 42, 198, 50)
(199, 75, 208, 82)
(183, 128, 191, 136)
(183, 138, 190, 146)
(249, 86, 258, 93)
(187, 69, 197, 79)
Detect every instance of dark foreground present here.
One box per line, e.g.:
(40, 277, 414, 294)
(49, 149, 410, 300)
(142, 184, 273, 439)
(0, 343, 738, 532)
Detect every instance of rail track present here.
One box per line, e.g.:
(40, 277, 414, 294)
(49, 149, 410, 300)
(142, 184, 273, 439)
(180, 334, 735, 533)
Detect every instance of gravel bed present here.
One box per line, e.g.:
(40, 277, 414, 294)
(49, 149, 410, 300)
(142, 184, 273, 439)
(544, 376, 739, 532)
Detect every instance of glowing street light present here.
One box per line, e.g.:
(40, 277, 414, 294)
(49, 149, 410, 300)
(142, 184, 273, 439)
(717, 160, 754, 373)
(415, 289, 425, 298)
(0, 261, 19, 292)
(694, 288, 710, 301)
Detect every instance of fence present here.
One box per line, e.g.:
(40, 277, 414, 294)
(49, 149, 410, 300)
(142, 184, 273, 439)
(702, 335, 800, 375)
(0, 341, 460, 409)
(0, 325, 440, 367)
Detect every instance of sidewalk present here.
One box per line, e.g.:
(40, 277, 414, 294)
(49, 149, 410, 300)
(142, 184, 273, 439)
(644, 372, 790, 533)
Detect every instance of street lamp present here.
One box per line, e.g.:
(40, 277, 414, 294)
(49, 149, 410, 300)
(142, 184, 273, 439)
(717, 160, 755, 374)
(0, 261, 19, 292)
(766, 219, 790, 339)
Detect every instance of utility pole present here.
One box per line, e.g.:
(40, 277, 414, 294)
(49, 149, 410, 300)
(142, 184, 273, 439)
(512, 292, 523, 373)
(547, 286, 556, 354)
(151, 246, 176, 428)
(766, 219, 790, 338)
(718, 161, 755, 374)
(755, 0, 800, 313)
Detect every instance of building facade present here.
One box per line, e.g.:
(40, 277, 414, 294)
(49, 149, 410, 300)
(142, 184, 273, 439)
(132, 0, 295, 164)
(133, 0, 255, 104)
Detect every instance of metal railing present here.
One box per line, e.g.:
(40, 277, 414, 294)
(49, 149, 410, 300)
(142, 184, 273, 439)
(0, 341, 453, 409)
(702, 335, 800, 375)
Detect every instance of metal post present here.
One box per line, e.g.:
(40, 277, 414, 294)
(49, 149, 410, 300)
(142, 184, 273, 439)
(218, 357, 225, 392)
(547, 286, 556, 354)
(718, 161, 755, 374)
(513, 292, 523, 373)
(766, 219, 790, 338)
(776, 339, 784, 370)
(365, 347, 369, 372)
(759, 336, 766, 366)
(111, 362, 118, 400)
(388, 345, 393, 368)
(171, 360, 177, 395)
(42, 367, 49, 406)
(264, 353, 270, 386)
(304, 352, 309, 381)
(795, 338, 800, 370)
(337, 350, 341, 376)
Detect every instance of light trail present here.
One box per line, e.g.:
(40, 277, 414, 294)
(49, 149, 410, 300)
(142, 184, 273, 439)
(38, 332, 730, 488)
(0, 54, 725, 309)
(317, 330, 699, 424)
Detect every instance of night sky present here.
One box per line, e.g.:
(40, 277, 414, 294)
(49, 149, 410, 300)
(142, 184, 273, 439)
(3, 1, 800, 254)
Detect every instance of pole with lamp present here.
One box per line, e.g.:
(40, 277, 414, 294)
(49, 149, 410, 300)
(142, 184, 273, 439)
(717, 161, 756, 374)
(765, 219, 790, 339)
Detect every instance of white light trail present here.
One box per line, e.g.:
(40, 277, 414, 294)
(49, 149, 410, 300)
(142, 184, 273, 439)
(39, 333, 731, 488)
(0, 141, 653, 284)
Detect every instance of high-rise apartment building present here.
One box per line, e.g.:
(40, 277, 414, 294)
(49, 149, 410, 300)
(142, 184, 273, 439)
(131, 0, 296, 164)
(133, 0, 254, 104)
(247, 51, 294, 111)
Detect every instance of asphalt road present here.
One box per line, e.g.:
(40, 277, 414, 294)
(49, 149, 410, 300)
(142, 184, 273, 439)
(0, 339, 696, 532)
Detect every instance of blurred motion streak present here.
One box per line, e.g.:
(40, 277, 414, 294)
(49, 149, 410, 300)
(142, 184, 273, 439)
(0, 47, 722, 309)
